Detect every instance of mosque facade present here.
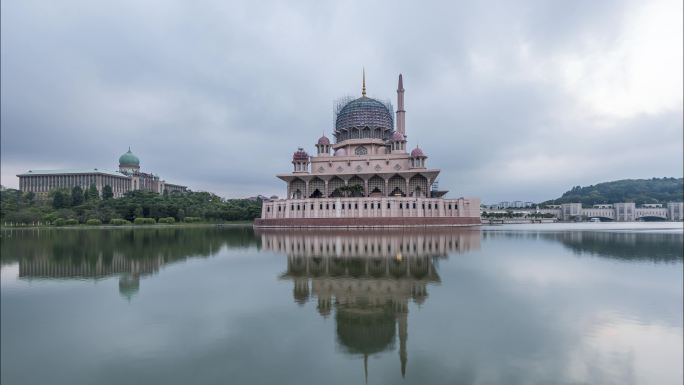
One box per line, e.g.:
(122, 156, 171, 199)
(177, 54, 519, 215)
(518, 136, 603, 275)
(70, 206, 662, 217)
(255, 72, 480, 227)
(17, 148, 187, 198)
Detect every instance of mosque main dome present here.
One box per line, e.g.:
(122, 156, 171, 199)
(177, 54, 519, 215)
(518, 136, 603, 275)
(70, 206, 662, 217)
(335, 96, 394, 133)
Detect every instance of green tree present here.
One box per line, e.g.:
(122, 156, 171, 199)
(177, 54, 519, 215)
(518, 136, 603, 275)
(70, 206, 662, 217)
(53, 191, 67, 209)
(43, 212, 58, 224)
(24, 191, 35, 203)
(102, 185, 114, 200)
(87, 183, 100, 201)
(71, 186, 84, 206)
(2, 188, 263, 225)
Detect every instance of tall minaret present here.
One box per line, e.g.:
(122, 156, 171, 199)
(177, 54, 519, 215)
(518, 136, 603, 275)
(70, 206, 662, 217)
(396, 74, 405, 134)
(398, 310, 408, 377)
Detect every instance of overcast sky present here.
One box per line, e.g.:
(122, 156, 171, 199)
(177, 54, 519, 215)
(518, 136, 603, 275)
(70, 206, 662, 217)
(1, 0, 682, 203)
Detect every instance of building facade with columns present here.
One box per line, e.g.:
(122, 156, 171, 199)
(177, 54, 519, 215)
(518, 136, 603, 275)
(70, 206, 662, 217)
(17, 148, 187, 198)
(533, 202, 684, 221)
(255, 73, 480, 227)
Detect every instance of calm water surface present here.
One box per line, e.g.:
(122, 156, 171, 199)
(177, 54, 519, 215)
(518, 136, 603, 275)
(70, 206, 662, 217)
(1, 223, 682, 385)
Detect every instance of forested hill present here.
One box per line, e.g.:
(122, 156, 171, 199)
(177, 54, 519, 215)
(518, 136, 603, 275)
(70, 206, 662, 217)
(544, 178, 683, 206)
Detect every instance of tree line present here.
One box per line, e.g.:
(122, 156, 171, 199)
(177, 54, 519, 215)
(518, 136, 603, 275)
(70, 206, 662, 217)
(0, 184, 262, 226)
(542, 177, 683, 206)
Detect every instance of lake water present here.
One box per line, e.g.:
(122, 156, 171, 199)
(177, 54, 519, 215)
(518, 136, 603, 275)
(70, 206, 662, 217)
(1, 223, 682, 385)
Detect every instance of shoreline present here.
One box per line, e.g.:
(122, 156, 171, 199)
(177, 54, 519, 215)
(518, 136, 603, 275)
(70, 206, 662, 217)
(0, 222, 252, 230)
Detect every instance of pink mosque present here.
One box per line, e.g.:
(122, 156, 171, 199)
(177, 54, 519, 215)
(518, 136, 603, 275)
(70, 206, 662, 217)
(254, 72, 480, 227)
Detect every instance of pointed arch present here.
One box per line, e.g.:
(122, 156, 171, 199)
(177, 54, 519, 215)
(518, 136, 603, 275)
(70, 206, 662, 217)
(328, 176, 345, 197)
(309, 177, 324, 198)
(347, 176, 365, 197)
(388, 174, 406, 197)
(409, 175, 428, 198)
(368, 175, 385, 197)
(361, 126, 371, 139)
(290, 178, 305, 199)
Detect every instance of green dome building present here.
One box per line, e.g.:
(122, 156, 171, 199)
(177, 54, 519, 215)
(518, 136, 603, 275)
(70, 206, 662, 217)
(118, 147, 140, 172)
(16, 146, 187, 199)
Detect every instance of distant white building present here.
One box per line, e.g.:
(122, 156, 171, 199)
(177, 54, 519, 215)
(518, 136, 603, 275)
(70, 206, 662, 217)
(17, 148, 187, 198)
(539, 202, 682, 221)
(667, 202, 684, 221)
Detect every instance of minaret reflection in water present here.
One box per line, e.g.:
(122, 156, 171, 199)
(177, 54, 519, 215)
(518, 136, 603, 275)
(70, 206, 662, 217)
(259, 229, 481, 380)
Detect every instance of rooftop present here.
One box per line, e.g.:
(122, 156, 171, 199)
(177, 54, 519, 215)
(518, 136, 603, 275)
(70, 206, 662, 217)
(17, 168, 129, 178)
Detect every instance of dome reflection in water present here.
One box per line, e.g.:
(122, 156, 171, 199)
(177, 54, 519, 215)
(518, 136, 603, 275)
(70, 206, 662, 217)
(260, 228, 480, 379)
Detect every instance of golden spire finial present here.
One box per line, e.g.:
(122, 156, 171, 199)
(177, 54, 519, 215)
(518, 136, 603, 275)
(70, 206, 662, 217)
(362, 67, 366, 97)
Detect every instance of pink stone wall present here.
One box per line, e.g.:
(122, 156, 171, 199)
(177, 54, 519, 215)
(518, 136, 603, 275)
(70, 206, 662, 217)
(254, 216, 480, 227)
(255, 203, 481, 227)
(260, 197, 480, 221)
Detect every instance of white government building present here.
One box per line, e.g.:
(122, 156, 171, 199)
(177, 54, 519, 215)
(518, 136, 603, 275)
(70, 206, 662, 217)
(17, 148, 186, 198)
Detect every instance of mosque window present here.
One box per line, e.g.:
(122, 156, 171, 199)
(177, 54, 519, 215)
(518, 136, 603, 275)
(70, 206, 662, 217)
(400, 203, 403, 209)
(355, 146, 368, 155)
(355, 203, 358, 209)
(364, 203, 368, 209)
(387, 203, 391, 209)
(413, 203, 416, 209)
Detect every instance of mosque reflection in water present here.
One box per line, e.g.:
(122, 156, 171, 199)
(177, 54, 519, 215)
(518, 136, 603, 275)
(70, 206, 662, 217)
(6, 227, 678, 381)
(259, 229, 481, 379)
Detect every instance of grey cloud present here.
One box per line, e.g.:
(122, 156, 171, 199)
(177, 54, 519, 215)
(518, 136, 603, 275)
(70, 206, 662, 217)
(1, 0, 681, 201)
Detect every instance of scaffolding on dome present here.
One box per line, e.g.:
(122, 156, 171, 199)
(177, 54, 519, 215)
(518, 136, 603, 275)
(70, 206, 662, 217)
(333, 96, 355, 125)
(332, 95, 395, 143)
(333, 96, 394, 130)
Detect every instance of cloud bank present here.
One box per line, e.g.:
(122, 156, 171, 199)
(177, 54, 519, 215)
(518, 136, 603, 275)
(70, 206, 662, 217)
(2, 0, 682, 202)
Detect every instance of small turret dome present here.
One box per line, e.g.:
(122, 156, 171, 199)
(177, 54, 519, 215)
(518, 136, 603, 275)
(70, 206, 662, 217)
(317, 135, 330, 145)
(292, 148, 309, 161)
(411, 147, 425, 157)
(119, 148, 140, 167)
(334, 148, 347, 157)
(391, 132, 405, 141)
